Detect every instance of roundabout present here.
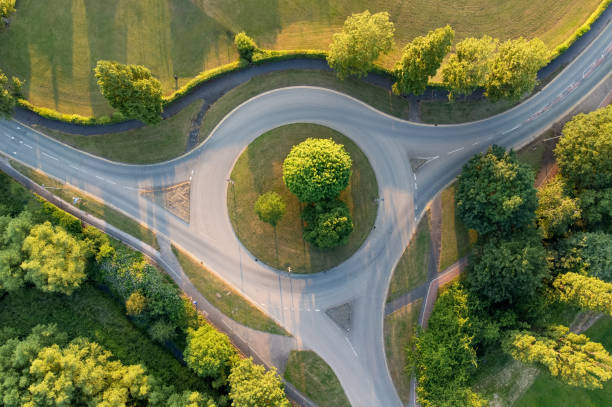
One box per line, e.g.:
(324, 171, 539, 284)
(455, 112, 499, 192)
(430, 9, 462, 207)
(0, 20, 610, 406)
(227, 123, 378, 274)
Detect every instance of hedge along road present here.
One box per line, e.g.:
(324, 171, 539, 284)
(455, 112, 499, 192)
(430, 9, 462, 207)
(1, 20, 611, 407)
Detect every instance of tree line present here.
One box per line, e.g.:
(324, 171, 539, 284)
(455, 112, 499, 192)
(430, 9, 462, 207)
(0, 172, 290, 406)
(408, 105, 612, 406)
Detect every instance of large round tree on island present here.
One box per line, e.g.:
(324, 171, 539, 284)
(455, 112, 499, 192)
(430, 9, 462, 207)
(282, 138, 352, 203)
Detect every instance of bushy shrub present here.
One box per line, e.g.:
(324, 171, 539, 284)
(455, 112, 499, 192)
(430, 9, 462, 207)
(41, 201, 82, 235)
(254, 192, 285, 226)
(126, 291, 147, 315)
(0, 0, 16, 19)
(302, 200, 353, 248)
(234, 32, 258, 62)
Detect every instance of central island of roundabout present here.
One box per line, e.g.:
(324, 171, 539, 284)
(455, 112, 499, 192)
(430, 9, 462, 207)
(227, 123, 379, 274)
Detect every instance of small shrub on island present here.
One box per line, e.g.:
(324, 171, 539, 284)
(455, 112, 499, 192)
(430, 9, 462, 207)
(234, 32, 258, 63)
(303, 200, 354, 249)
(254, 192, 286, 226)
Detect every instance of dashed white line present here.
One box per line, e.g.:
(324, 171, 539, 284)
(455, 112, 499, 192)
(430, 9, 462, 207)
(413, 173, 417, 181)
(69, 164, 79, 170)
(414, 183, 418, 190)
(42, 152, 58, 161)
(24, 144, 32, 149)
(448, 147, 464, 155)
(95, 175, 104, 181)
(345, 336, 358, 357)
(502, 125, 520, 135)
(472, 141, 479, 146)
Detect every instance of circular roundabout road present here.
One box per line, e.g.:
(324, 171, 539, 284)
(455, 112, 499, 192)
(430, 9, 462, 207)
(0, 20, 610, 407)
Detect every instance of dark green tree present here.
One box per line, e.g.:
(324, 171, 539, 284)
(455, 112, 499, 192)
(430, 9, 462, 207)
(456, 145, 537, 235)
(485, 38, 549, 100)
(577, 188, 612, 232)
(0, 211, 32, 291)
(228, 357, 289, 407)
(0, 70, 22, 119)
(254, 192, 286, 226)
(283, 138, 352, 202)
(302, 200, 353, 248)
(393, 25, 455, 96)
(552, 232, 612, 282)
(94, 60, 163, 124)
(327, 10, 395, 79)
(555, 105, 612, 190)
(465, 230, 547, 316)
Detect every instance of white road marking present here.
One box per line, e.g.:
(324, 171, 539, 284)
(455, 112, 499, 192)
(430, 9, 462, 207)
(502, 125, 520, 135)
(414, 183, 418, 190)
(69, 164, 79, 170)
(42, 152, 58, 160)
(315, 309, 321, 312)
(448, 147, 464, 155)
(472, 141, 479, 146)
(413, 173, 417, 181)
(345, 336, 358, 357)
(95, 175, 104, 181)
(24, 144, 32, 149)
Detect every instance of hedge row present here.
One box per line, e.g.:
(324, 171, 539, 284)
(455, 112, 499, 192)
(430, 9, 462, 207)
(550, 0, 611, 60)
(16, 1, 611, 127)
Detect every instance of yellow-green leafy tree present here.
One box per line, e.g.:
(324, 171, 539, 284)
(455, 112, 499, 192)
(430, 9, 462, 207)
(228, 357, 289, 407)
(536, 175, 581, 239)
(553, 272, 612, 316)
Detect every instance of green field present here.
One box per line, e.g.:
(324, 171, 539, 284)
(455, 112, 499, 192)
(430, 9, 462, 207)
(228, 123, 378, 273)
(284, 350, 351, 407)
(384, 300, 422, 403)
(386, 214, 430, 303)
(172, 246, 289, 336)
(0, 0, 602, 115)
(420, 98, 518, 124)
(0, 284, 209, 394)
(439, 184, 477, 271)
(9, 160, 159, 249)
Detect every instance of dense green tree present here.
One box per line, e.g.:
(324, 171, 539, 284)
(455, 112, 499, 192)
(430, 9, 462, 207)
(394, 25, 455, 96)
(126, 291, 147, 316)
(283, 138, 352, 202)
(505, 325, 612, 389)
(302, 200, 353, 248)
(466, 230, 547, 315)
(552, 232, 612, 282)
(578, 188, 612, 231)
(228, 357, 289, 407)
(555, 105, 612, 190)
(0, 324, 151, 406)
(167, 391, 215, 407)
(184, 325, 236, 388)
(327, 10, 395, 79)
(0, 211, 32, 291)
(553, 272, 612, 316)
(536, 175, 581, 239)
(21, 221, 87, 295)
(442, 36, 498, 100)
(0, 70, 21, 119)
(254, 192, 286, 226)
(234, 32, 258, 62)
(456, 145, 537, 235)
(94, 60, 163, 124)
(0, 0, 15, 19)
(409, 284, 486, 407)
(485, 38, 549, 100)
(140, 265, 188, 329)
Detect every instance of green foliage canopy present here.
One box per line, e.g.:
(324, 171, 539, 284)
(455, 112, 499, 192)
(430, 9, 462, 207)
(442, 36, 498, 100)
(184, 326, 236, 387)
(327, 10, 395, 79)
(456, 145, 537, 235)
(228, 357, 289, 407)
(0, 211, 32, 291)
(302, 200, 353, 248)
(555, 105, 612, 190)
(505, 325, 612, 389)
(553, 272, 612, 316)
(552, 232, 612, 282)
(94, 60, 163, 124)
(21, 221, 87, 295)
(283, 138, 352, 203)
(254, 192, 286, 226)
(394, 25, 455, 96)
(536, 175, 581, 239)
(485, 38, 549, 100)
(409, 284, 486, 407)
(0, 70, 22, 119)
(0, 0, 15, 19)
(234, 32, 258, 62)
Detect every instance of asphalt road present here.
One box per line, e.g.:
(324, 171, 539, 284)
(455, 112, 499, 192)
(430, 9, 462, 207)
(1, 19, 611, 407)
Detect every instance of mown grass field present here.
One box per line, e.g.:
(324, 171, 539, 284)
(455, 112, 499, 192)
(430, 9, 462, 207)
(0, 0, 602, 115)
(439, 184, 477, 271)
(228, 123, 378, 273)
(284, 350, 351, 407)
(386, 214, 430, 303)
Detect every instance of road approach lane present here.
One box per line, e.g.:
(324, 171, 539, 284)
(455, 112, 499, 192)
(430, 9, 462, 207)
(1, 19, 610, 406)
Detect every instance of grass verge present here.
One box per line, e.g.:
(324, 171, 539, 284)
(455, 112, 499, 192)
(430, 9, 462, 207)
(439, 184, 477, 271)
(227, 123, 378, 273)
(386, 214, 430, 303)
(384, 299, 422, 404)
(284, 350, 351, 407)
(515, 315, 612, 406)
(34, 99, 203, 164)
(0, 284, 208, 394)
(200, 69, 410, 143)
(420, 98, 517, 124)
(9, 160, 159, 249)
(172, 245, 289, 336)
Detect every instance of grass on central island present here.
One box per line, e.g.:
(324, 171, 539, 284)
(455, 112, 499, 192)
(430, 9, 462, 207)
(228, 123, 378, 274)
(284, 350, 351, 407)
